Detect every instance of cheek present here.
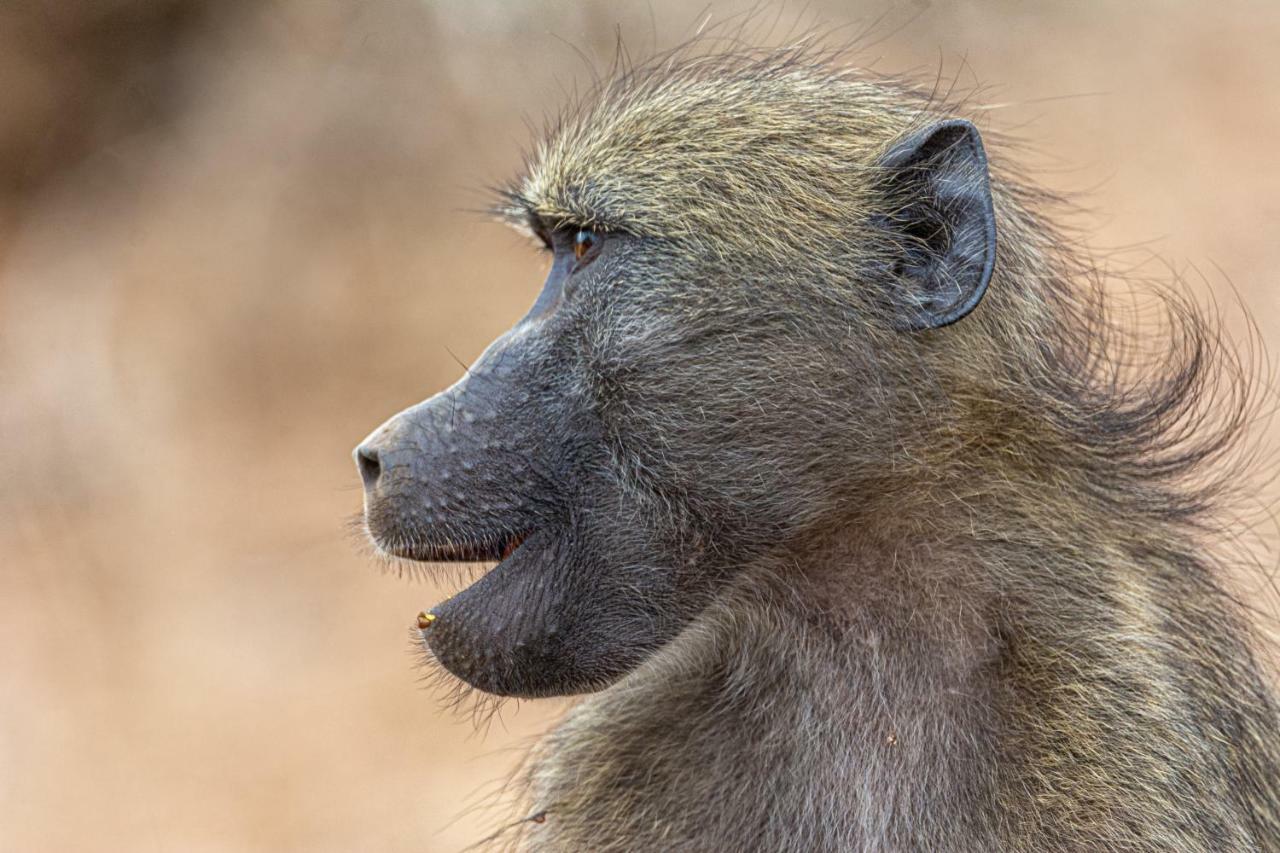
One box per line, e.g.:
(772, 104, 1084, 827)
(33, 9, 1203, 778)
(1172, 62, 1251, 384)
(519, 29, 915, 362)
(589, 315, 884, 537)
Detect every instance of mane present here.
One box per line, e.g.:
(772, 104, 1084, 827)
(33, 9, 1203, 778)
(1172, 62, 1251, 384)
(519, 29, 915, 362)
(996, 153, 1280, 631)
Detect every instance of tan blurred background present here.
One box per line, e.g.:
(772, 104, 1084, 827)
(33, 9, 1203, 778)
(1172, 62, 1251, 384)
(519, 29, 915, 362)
(2, 1, 1279, 850)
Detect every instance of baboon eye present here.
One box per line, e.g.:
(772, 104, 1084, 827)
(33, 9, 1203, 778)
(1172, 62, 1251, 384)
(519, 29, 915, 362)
(572, 228, 602, 267)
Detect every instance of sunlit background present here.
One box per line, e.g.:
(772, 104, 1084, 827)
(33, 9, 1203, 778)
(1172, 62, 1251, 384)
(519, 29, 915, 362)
(3, 1, 1279, 850)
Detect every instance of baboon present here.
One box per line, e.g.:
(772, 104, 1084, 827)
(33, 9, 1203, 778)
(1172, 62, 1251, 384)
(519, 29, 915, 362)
(354, 44, 1280, 851)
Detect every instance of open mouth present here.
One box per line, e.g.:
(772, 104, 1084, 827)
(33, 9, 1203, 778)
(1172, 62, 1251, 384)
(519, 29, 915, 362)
(387, 529, 533, 637)
(384, 529, 530, 565)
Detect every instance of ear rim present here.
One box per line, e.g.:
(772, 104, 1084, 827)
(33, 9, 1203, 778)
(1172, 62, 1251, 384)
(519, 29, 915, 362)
(877, 118, 998, 332)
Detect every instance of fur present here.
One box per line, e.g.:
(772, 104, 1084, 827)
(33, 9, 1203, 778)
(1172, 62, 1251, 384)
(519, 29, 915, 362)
(473, 44, 1280, 851)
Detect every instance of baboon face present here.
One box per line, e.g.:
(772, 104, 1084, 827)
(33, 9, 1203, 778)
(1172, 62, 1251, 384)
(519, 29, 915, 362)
(354, 73, 996, 698)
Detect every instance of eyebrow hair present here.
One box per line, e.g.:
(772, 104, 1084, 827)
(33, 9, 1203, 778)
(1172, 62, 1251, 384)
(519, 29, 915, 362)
(490, 186, 535, 227)
(492, 196, 604, 248)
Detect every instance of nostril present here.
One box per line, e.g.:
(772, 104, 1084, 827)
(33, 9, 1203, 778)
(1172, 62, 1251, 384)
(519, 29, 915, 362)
(355, 444, 382, 490)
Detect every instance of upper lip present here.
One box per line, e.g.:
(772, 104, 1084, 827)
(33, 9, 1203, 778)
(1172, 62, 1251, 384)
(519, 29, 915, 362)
(384, 530, 529, 563)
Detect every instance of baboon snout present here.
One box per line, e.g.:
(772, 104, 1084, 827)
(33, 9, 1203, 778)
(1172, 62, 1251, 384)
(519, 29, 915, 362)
(352, 418, 411, 501)
(351, 412, 434, 526)
(351, 368, 553, 567)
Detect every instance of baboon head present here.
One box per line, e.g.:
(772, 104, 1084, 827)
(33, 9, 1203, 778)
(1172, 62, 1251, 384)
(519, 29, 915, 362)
(354, 57, 997, 698)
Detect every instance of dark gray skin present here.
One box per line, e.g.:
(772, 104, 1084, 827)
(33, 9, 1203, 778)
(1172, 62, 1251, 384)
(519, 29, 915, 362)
(354, 120, 994, 700)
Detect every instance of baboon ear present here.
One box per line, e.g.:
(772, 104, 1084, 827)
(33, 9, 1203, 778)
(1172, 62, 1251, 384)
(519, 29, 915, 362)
(873, 119, 997, 330)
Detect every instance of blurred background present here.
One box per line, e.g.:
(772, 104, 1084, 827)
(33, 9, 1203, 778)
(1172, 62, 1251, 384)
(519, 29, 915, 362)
(2, 1, 1279, 850)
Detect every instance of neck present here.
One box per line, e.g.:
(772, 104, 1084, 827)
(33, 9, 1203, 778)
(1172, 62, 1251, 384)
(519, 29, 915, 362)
(517, 526, 1006, 849)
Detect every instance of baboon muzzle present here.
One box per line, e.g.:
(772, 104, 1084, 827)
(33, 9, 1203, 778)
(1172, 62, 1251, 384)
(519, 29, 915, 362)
(353, 326, 654, 698)
(353, 337, 547, 563)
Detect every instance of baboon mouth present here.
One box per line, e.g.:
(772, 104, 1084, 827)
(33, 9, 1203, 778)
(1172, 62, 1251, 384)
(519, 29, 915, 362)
(385, 530, 530, 564)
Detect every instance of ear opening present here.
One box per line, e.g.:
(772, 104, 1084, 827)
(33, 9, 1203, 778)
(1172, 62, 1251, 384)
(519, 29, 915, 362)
(873, 119, 997, 331)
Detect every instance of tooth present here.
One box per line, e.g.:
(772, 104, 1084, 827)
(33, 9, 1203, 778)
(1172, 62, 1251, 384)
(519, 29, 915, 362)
(417, 612, 436, 629)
